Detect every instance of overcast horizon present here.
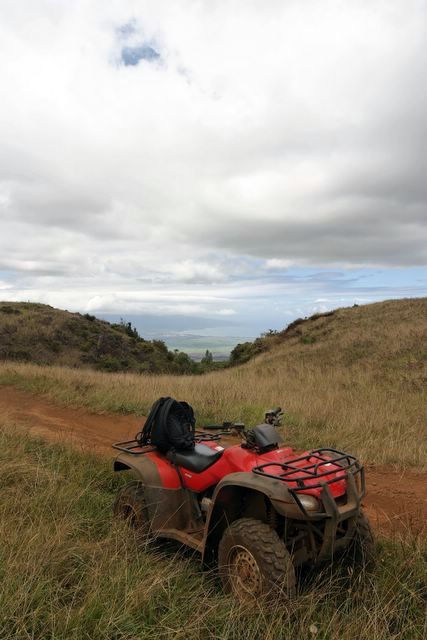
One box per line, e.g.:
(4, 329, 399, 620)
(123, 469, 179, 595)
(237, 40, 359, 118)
(1, 0, 426, 337)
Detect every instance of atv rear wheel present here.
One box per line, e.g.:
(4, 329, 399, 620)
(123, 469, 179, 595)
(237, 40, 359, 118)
(218, 517, 296, 600)
(347, 510, 376, 568)
(113, 481, 148, 534)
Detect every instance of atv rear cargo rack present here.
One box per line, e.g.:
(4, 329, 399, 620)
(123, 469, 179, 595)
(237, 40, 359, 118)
(112, 439, 155, 455)
(112, 431, 223, 455)
(252, 448, 365, 518)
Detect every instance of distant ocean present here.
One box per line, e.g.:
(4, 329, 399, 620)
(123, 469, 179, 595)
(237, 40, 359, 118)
(97, 313, 255, 361)
(158, 334, 254, 361)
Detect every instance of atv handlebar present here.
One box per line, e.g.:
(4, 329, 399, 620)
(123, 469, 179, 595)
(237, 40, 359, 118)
(203, 422, 246, 434)
(204, 406, 284, 432)
(204, 422, 233, 430)
(264, 407, 283, 426)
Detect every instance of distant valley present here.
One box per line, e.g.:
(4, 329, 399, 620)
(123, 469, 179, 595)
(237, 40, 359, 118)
(153, 334, 255, 361)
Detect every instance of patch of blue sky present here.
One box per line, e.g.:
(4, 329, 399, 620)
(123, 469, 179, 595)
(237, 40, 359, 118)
(218, 264, 427, 335)
(115, 19, 161, 67)
(262, 264, 426, 290)
(121, 45, 160, 66)
(117, 20, 137, 38)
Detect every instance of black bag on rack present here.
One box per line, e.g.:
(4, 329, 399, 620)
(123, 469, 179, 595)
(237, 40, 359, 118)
(137, 397, 195, 453)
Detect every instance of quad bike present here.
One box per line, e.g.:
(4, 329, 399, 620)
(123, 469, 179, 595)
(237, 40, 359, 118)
(112, 406, 375, 600)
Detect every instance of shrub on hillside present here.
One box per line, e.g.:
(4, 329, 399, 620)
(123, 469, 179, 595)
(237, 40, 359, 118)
(229, 339, 265, 365)
(0, 305, 21, 315)
(300, 335, 316, 345)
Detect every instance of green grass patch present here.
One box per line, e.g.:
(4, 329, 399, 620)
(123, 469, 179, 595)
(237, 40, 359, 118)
(0, 420, 425, 639)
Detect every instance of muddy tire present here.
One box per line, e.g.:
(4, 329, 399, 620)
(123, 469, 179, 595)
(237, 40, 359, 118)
(113, 481, 149, 534)
(218, 517, 296, 600)
(347, 510, 376, 568)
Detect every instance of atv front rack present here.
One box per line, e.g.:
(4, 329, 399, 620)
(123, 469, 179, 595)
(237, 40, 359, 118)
(252, 448, 365, 519)
(252, 447, 362, 489)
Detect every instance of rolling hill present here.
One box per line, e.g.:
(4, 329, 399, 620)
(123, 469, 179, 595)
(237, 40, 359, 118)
(230, 297, 427, 375)
(0, 297, 425, 466)
(0, 302, 197, 374)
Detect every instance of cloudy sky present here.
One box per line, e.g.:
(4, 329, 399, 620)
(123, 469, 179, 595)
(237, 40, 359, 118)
(0, 0, 426, 338)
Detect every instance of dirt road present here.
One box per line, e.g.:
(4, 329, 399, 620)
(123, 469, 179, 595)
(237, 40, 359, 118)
(1, 385, 425, 537)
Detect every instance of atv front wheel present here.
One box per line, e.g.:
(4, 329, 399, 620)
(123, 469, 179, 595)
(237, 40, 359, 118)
(113, 481, 148, 534)
(218, 517, 296, 600)
(347, 510, 376, 568)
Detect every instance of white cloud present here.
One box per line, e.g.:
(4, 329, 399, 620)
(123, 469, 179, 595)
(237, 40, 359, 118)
(265, 259, 293, 270)
(164, 260, 227, 284)
(0, 0, 426, 321)
(216, 309, 236, 316)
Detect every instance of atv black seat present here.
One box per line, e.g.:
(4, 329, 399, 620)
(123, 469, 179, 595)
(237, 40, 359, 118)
(169, 443, 223, 473)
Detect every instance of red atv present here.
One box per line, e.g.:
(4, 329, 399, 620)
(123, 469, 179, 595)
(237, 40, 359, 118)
(113, 401, 374, 600)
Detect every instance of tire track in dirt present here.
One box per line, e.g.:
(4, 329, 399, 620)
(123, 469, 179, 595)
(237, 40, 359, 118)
(1, 385, 425, 537)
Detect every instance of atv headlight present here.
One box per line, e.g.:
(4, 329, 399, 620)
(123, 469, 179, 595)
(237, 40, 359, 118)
(296, 494, 320, 511)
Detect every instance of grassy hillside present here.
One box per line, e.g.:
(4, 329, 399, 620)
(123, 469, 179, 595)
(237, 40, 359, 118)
(0, 302, 197, 374)
(0, 298, 425, 467)
(1, 415, 425, 640)
(230, 297, 427, 371)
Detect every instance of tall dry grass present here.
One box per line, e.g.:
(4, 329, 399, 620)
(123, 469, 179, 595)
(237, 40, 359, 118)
(0, 360, 425, 468)
(0, 412, 426, 640)
(0, 298, 426, 467)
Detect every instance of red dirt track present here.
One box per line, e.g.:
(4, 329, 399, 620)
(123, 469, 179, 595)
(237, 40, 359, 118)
(1, 385, 425, 537)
